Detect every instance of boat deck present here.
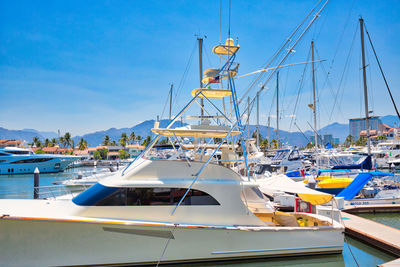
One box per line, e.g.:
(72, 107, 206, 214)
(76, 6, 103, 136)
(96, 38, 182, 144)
(341, 212, 400, 257)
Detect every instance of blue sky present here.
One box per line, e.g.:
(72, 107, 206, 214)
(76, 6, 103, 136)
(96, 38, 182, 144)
(0, 0, 399, 136)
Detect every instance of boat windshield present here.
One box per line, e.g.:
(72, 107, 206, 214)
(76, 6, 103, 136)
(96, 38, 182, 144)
(272, 150, 289, 161)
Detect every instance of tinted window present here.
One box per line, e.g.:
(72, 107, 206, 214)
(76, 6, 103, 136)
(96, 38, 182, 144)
(11, 158, 53, 164)
(0, 152, 8, 156)
(95, 187, 220, 206)
(8, 151, 30, 155)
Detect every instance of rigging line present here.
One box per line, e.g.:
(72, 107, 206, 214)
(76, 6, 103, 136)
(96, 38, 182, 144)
(240, 0, 323, 105)
(321, 0, 356, 92)
(244, 0, 330, 106)
(294, 122, 311, 143)
(228, 0, 231, 39)
(172, 40, 197, 111)
(160, 85, 172, 119)
(364, 22, 400, 120)
(289, 46, 311, 131)
(329, 23, 358, 122)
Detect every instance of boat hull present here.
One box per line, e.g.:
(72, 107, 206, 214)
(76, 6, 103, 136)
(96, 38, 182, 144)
(0, 217, 344, 266)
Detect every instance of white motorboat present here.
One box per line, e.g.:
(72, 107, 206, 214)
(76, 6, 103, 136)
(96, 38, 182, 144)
(0, 157, 344, 266)
(0, 146, 79, 175)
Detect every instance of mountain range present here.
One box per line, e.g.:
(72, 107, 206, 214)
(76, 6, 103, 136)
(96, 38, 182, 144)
(1, 115, 398, 147)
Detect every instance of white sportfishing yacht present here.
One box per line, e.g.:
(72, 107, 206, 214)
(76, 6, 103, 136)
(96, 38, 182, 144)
(0, 146, 79, 174)
(368, 140, 400, 168)
(0, 11, 344, 264)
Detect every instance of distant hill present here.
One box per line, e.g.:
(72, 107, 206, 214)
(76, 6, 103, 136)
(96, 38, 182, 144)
(2, 115, 398, 147)
(381, 115, 400, 128)
(0, 127, 58, 143)
(73, 120, 187, 146)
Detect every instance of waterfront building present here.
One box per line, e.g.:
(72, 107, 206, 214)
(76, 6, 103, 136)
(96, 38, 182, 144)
(0, 140, 22, 147)
(349, 116, 382, 140)
(126, 144, 145, 158)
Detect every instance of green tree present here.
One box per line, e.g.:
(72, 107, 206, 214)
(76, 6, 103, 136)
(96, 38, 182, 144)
(119, 149, 129, 159)
(119, 133, 128, 147)
(377, 135, 387, 141)
(345, 135, 354, 146)
(305, 142, 314, 149)
(59, 136, 65, 148)
(93, 151, 102, 160)
(158, 138, 168, 145)
(271, 139, 278, 149)
(260, 139, 269, 151)
(63, 132, 73, 148)
(129, 132, 136, 144)
(142, 136, 151, 147)
(102, 135, 111, 146)
(50, 138, 57, 147)
(35, 148, 45, 154)
(32, 136, 41, 147)
(355, 136, 367, 146)
(99, 148, 108, 159)
(111, 140, 116, 146)
(252, 130, 262, 141)
(136, 135, 142, 146)
(44, 138, 50, 147)
(78, 138, 88, 150)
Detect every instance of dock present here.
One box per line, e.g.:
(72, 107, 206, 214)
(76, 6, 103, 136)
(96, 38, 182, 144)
(342, 212, 400, 257)
(344, 204, 400, 214)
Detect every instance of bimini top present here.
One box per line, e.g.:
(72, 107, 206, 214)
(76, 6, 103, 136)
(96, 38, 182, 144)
(151, 125, 241, 138)
(212, 38, 240, 55)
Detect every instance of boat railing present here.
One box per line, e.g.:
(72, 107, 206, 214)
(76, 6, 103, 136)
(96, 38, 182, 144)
(33, 184, 89, 200)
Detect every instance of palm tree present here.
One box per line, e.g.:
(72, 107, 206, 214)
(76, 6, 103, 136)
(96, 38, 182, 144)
(78, 138, 88, 150)
(136, 135, 142, 146)
(50, 138, 57, 147)
(32, 136, 40, 147)
(129, 132, 136, 144)
(119, 133, 128, 147)
(102, 135, 111, 146)
(44, 138, 50, 147)
(63, 132, 73, 148)
(142, 136, 151, 147)
(111, 140, 116, 146)
(59, 136, 65, 148)
(271, 139, 278, 149)
(345, 135, 355, 146)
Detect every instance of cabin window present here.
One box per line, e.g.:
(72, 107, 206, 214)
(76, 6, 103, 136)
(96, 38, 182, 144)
(0, 152, 8, 156)
(72, 183, 220, 206)
(11, 158, 53, 164)
(95, 187, 220, 206)
(288, 150, 300, 161)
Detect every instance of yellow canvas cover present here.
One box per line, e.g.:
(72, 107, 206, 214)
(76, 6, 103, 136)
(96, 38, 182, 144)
(258, 174, 333, 205)
(317, 178, 353, 189)
(212, 38, 240, 55)
(191, 88, 232, 99)
(151, 128, 241, 138)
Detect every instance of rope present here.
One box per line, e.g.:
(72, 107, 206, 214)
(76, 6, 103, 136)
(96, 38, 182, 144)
(364, 22, 400, 120)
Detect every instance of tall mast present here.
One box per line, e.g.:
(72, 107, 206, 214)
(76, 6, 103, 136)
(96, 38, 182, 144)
(276, 71, 279, 148)
(268, 117, 271, 149)
(169, 84, 173, 121)
(360, 18, 371, 156)
(247, 96, 250, 139)
(311, 41, 318, 151)
(256, 92, 260, 147)
(197, 37, 204, 123)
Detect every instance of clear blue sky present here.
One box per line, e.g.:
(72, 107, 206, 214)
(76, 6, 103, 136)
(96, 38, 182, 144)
(1, 0, 399, 136)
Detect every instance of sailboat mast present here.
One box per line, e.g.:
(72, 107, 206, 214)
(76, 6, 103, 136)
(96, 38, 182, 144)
(169, 84, 173, 122)
(360, 18, 371, 156)
(256, 92, 260, 147)
(311, 41, 318, 151)
(276, 71, 279, 148)
(198, 37, 204, 123)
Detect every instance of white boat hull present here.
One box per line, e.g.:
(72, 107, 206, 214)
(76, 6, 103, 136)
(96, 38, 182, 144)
(0, 217, 343, 266)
